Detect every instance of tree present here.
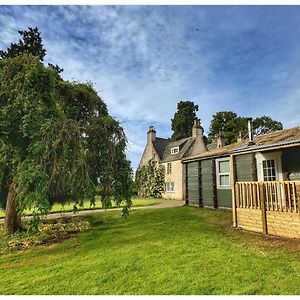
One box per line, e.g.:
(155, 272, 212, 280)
(135, 160, 165, 198)
(0, 27, 46, 61)
(0, 27, 63, 74)
(253, 116, 283, 136)
(0, 54, 132, 234)
(171, 101, 199, 140)
(208, 111, 247, 145)
(208, 111, 283, 145)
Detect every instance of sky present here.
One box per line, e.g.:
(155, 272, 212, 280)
(1, 5, 300, 170)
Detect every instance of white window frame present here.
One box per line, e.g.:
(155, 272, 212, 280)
(166, 182, 174, 192)
(216, 157, 231, 190)
(167, 162, 172, 175)
(171, 146, 179, 155)
(255, 151, 283, 181)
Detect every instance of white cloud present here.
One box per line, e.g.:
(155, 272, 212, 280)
(2, 6, 300, 170)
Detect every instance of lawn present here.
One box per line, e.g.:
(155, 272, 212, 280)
(0, 197, 161, 218)
(1, 206, 300, 295)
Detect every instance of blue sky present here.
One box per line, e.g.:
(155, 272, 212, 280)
(1, 5, 300, 170)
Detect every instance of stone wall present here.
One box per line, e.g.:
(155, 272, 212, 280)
(162, 160, 184, 200)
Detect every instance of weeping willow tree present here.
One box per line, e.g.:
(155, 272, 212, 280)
(0, 54, 133, 234)
(135, 160, 165, 198)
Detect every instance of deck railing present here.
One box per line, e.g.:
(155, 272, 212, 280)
(235, 181, 300, 213)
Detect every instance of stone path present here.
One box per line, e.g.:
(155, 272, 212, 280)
(0, 199, 185, 223)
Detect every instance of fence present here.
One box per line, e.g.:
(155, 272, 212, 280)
(234, 181, 300, 238)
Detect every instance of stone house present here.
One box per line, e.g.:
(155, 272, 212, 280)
(138, 119, 207, 200)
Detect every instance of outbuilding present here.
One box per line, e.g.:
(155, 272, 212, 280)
(182, 120, 300, 238)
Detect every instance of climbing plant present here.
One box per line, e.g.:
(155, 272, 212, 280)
(135, 160, 165, 198)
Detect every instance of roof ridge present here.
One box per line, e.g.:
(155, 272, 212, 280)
(156, 137, 170, 141)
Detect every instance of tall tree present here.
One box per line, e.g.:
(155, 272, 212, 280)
(0, 27, 46, 61)
(253, 116, 283, 136)
(171, 101, 199, 140)
(0, 54, 132, 234)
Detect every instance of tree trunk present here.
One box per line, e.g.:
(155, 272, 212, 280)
(4, 181, 21, 234)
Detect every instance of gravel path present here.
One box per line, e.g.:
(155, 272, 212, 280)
(0, 199, 184, 223)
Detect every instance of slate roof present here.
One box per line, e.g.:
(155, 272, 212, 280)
(183, 126, 300, 162)
(153, 137, 170, 159)
(153, 136, 196, 162)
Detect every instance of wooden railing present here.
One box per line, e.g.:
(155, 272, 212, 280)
(235, 181, 300, 213)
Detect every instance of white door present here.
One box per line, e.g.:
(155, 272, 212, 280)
(255, 152, 283, 182)
(255, 151, 284, 208)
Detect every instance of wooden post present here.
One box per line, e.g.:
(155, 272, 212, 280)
(212, 158, 218, 209)
(198, 161, 203, 208)
(259, 183, 268, 234)
(184, 163, 189, 205)
(230, 155, 237, 228)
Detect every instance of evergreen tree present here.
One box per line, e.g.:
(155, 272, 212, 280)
(171, 101, 199, 140)
(0, 27, 46, 61)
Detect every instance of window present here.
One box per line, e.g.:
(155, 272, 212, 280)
(171, 147, 179, 155)
(216, 158, 230, 189)
(262, 159, 276, 181)
(167, 162, 172, 174)
(166, 182, 174, 192)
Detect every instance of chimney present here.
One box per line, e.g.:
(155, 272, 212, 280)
(192, 119, 202, 138)
(147, 125, 156, 143)
(237, 131, 243, 142)
(191, 118, 207, 153)
(247, 118, 255, 145)
(216, 132, 225, 148)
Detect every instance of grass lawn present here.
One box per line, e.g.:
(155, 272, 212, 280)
(0, 197, 161, 218)
(1, 206, 300, 295)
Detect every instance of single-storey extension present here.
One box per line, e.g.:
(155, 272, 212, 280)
(182, 120, 300, 238)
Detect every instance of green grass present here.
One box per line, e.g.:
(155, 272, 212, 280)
(0, 197, 160, 218)
(1, 206, 300, 295)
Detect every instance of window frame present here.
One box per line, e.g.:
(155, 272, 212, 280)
(167, 162, 172, 175)
(262, 159, 276, 181)
(166, 182, 174, 193)
(171, 146, 179, 155)
(216, 157, 231, 190)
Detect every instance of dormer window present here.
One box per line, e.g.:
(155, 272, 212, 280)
(171, 146, 179, 155)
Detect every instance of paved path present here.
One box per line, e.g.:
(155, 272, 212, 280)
(0, 199, 184, 223)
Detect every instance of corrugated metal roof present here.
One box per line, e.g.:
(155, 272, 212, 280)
(232, 139, 300, 153)
(183, 126, 300, 162)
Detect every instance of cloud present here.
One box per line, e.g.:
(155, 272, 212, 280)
(1, 6, 300, 170)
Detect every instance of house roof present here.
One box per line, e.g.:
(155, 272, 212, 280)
(153, 136, 196, 162)
(233, 126, 300, 153)
(153, 137, 170, 159)
(161, 137, 195, 162)
(183, 126, 300, 162)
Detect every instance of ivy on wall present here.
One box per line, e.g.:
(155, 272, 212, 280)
(135, 160, 165, 198)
